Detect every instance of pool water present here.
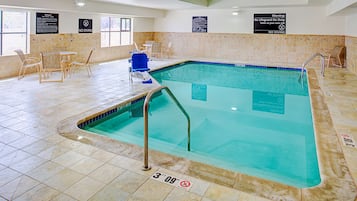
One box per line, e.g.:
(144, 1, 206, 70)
(83, 61, 321, 187)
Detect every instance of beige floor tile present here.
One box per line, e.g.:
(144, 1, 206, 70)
(26, 161, 65, 182)
(52, 150, 87, 167)
(0, 168, 21, 187)
(204, 183, 240, 201)
(13, 184, 60, 201)
(106, 170, 148, 194)
(70, 157, 104, 175)
(37, 145, 70, 160)
(43, 134, 66, 144)
(0, 149, 31, 166)
(239, 191, 259, 201)
(0, 143, 17, 158)
(22, 140, 55, 155)
(0, 129, 25, 144)
(43, 168, 85, 192)
(9, 135, 39, 149)
(88, 185, 130, 201)
(90, 149, 116, 162)
(184, 176, 210, 196)
(0, 142, 17, 159)
(255, 196, 273, 201)
(51, 193, 78, 201)
(10, 155, 47, 174)
(131, 179, 173, 201)
(74, 143, 99, 157)
(59, 139, 84, 150)
(0, 175, 40, 200)
(64, 177, 105, 201)
(109, 155, 157, 176)
(89, 163, 126, 184)
(164, 188, 201, 201)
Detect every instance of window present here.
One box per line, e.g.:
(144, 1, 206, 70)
(0, 10, 28, 56)
(101, 17, 132, 47)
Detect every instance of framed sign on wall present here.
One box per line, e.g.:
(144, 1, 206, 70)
(254, 13, 286, 34)
(79, 19, 93, 33)
(192, 16, 207, 33)
(36, 12, 59, 34)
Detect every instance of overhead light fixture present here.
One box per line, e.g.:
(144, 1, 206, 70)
(75, 0, 86, 7)
(232, 10, 239, 16)
(232, 6, 240, 16)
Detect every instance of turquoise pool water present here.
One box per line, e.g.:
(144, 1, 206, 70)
(83, 61, 321, 187)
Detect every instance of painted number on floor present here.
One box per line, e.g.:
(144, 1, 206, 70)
(151, 171, 192, 190)
(341, 134, 356, 148)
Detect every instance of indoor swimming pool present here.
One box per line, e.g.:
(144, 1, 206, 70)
(81, 61, 321, 188)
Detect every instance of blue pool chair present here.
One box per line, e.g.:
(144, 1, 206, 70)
(129, 52, 152, 84)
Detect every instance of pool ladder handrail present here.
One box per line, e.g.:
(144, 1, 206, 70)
(142, 85, 191, 171)
(300, 52, 327, 79)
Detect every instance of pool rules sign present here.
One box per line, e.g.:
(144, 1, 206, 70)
(254, 13, 286, 34)
(79, 19, 92, 33)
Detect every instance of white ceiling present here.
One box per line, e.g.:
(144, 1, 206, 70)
(89, 0, 333, 10)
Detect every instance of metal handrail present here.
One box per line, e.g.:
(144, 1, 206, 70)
(142, 86, 191, 171)
(300, 52, 327, 79)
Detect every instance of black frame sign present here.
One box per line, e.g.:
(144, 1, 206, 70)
(36, 12, 59, 34)
(254, 13, 286, 34)
(192, 16, 207, 33)
(79, 19, 93, 33)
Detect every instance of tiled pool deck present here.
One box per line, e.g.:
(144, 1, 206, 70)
(0, 59, 356, 201)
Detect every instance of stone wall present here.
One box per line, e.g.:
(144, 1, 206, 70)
(154, 32, 345, 68)
(0, 32, 350, 79)
(0, 33, 137, 79)
(346, 36, 357, 75)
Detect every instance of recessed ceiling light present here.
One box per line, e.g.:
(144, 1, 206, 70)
(75, 0, 86, 7)
(232, 11, 239, 16)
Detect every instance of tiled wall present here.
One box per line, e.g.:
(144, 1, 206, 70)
(0, 32, 351, 79)
(0, 33, 134, 79)
(154, 32, 345, 68)
(345, 36, 357, 75)
(133, 32, 155, 47)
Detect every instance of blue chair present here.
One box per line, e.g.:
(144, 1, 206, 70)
(129, 52, 152, 84)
